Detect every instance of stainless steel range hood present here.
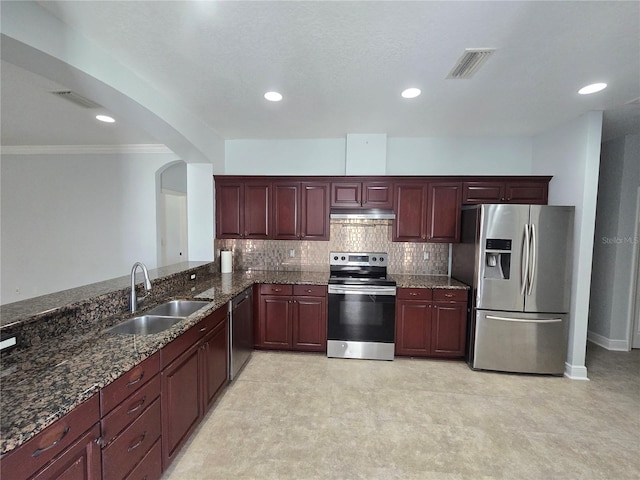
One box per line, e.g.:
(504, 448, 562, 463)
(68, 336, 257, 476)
(330, 208, 396, 220)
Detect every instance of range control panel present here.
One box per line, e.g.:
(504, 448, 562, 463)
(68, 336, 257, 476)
(329, 252, 388, 267)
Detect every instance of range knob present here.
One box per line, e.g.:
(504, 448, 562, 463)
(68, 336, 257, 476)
(341, 256, 346, 261)
(333, 256, 339, 261)
(379, 256, 385, 262)
(372, 257, 377, 262)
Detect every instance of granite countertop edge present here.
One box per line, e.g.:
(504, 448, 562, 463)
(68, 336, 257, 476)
(0, 270, 468, 455)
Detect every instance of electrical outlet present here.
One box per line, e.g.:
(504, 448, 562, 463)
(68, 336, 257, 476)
(190, 274, 196, 280)
(424, 252, 430, 260)
(289, 249, 295, 258)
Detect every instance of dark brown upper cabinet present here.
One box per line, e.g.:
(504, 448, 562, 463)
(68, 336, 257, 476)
(215, 180, 270, 239)
(272, 181, 330, 241)
(330, 181, 393, 209)
(462, 178, 549, 205)
(393, 182, 461, 243)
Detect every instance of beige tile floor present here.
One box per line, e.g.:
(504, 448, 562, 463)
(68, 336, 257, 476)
(162, 344, 639, 479)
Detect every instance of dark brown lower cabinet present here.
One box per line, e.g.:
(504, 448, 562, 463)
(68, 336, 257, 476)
(161, 340, 201, 468)
(256, 284, 327, 352)
(31, 424, 102, 480)
(99, 352, 162, 480)
(292, 293, 327, 351)
(395, 288, 467, 358)
(202, 318, 229, 411)
(102, 399, 161, 480)
(160, 305, 228, 470)
(1, 394, 101, 480)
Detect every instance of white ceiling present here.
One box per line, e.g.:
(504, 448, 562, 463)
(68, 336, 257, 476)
(2, 1, 639, 147)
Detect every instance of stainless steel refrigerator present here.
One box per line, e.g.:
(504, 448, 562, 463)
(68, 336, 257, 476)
(452, 204, 574, 374)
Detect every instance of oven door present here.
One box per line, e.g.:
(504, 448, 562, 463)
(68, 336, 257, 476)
(327, 284, 396, 343)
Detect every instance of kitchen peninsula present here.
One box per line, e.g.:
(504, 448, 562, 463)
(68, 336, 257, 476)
(0, 261, 467, 479)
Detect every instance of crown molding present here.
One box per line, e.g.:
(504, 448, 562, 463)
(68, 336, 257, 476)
(1, 144, 174, 155)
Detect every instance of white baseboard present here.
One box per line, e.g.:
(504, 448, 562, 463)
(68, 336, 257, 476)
(587, 330, 630, 351)
(564, 362, 589, 380)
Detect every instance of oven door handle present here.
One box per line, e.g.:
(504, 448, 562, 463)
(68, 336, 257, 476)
(328, 285, 397, 296)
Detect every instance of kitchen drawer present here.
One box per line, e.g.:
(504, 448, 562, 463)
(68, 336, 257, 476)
(101, 352, 160, 415)
(397, 288, 433, 301)
(259, 284, 293, 296)
(102, 397, 161, 480)
(0, 394, 100, 480)
(293, 284, 326, 297)
(101, 375, 161, 447)
(124, 438, 162, 480)
(433, 289, 468, 302)
(161, 306, 227, 368)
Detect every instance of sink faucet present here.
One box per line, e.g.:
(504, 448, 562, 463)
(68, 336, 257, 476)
(130, 262, 152, 313)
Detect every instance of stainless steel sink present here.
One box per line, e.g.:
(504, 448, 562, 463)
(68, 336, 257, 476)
(105, 315, 183, 335)
(145, 300, 210, 317)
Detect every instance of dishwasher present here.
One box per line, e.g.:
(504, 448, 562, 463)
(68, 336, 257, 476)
(229, 286, 253, 381)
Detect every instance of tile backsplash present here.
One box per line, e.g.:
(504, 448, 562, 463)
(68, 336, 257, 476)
(215, 219, 449, 275)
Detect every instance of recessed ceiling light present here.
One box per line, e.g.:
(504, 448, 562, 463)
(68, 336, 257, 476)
(96, 114, 115, 123)
(578, 83, 607, 95)
(401, 88, 421, 99)
(264, 91, 283, 102)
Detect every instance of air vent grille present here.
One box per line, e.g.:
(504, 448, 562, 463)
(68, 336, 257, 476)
(447, 49, 495, 79)
(50, 90, 102, 109)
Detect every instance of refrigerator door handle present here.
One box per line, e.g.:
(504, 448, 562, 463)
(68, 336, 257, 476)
(527, 223, 537, 296)
(521, 223, 530, 296)
(486, 315, 563, 324)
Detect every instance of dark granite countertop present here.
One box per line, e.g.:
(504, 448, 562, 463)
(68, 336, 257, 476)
(0, 268, 466, 455)
(391, 274, 469, 289)
(0, 269, 329, 455)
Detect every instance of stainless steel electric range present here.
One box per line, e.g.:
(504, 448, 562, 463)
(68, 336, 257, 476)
(327, 252, 397, 361)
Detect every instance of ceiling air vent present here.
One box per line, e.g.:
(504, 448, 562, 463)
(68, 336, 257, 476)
(447, 48, 495, 79)
(50, 90, 102, 109)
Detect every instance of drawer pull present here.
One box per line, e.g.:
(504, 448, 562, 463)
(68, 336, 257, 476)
(32, 426, 70, 457)
(200, 327, 207, 332)
(127, 396, 147, 415)
(127, 371, 145, 388)
(444, 293, 454, 298)
(127, 432, 147, 453)
(409, 292, 418, 296)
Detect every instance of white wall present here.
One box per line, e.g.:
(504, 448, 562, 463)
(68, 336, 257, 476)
(590, 134, 640, 350)
(225, 139, 346, 175)
(1, 151, 179, 304)
(187, 163, 214, 261)
(387, 137, 533, 175)
(224, 136, 533, 175)
(531, 111, 603, 379)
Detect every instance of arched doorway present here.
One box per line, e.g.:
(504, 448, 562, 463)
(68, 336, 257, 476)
(156, 161, 188, 267)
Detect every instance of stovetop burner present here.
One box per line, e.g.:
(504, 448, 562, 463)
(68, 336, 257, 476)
(329, 251, 396, 286)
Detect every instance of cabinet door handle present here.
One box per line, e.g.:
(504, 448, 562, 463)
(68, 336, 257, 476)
(127, 396, 147, 415)
(200, 327, 207, 332)
(32, 426, 70, 457)
(126, 371, 144, 388)
(127, 432, 147, 453)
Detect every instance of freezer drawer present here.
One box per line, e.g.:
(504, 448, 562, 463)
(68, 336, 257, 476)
(472, 310, 568, 374)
